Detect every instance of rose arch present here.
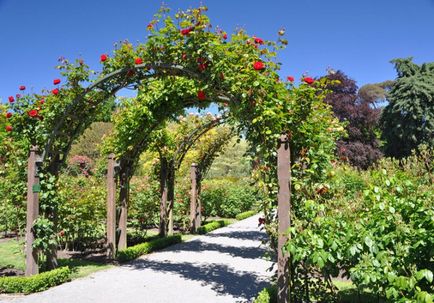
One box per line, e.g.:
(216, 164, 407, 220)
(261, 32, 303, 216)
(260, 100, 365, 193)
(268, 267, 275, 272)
(5, 6, 342, 303)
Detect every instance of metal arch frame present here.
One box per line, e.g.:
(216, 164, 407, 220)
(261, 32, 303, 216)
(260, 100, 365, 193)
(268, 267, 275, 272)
(42, 62, 235, 165)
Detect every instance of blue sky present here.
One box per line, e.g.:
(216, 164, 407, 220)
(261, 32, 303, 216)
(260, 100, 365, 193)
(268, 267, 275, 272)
(1, 0, 434, 102)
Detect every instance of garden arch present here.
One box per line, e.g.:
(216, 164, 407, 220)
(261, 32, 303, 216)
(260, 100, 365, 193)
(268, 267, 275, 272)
(5, 7, 334, 303)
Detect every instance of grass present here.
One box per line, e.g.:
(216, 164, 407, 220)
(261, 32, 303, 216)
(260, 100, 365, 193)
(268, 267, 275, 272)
(57, 259, 112, 279)
(0, 239, 111, 279)
(0, 239, 25, 270)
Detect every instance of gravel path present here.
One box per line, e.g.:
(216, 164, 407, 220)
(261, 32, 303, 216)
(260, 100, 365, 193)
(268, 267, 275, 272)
(1, 215, 274, 303)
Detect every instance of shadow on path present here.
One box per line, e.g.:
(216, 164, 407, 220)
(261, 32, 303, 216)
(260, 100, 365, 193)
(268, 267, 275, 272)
(169, 240, 268, 260)
(205, 230, 267, 242)
(126, 259, 270, 300)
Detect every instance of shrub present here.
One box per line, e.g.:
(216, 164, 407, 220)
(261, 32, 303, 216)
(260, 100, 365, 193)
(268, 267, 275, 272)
(253, 286, 277, 303)
(235, 210, 257, 220)
(117, 235, 182, 262)
(196, 219, 232, 234)
(200, 178, 260, 218)
(0, 267, 71, 294)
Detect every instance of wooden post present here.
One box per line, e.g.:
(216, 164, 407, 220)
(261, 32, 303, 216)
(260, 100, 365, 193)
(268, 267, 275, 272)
(118, 168, 129, 251)
(167, 165, 175, 236)
(25, 146, 40, 276)
(277, 134, 291, 303)
(106, 154, 116, 259)
(190, 163, 199, 232)
(159, 158, 168, 237)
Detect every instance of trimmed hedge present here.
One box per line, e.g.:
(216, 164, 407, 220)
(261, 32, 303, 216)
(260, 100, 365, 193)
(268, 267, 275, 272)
(253, 286, 277, 303)
(235, 210, 257, 220)
(116, 235, 182, 262)
(0, 267, 71, 294)
(197, 219, 232, 234)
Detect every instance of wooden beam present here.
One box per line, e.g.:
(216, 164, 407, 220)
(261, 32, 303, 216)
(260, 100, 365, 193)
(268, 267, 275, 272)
(106, 154, 116, 259)
(277, 134, 291, 303)
(25, 146, 40, 276)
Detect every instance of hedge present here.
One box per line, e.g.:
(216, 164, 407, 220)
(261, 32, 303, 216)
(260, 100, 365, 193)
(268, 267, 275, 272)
(253, 286, 277, 303)
(116, 235, 182, 262)
(0, 267, 71, 294)
(197, 219, 232, 234)
(235, 210, 257, 220)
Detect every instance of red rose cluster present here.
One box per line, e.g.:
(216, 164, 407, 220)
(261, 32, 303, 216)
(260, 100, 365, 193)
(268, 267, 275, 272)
(253, 61, 265, 71)
(197, 90, 206, 101)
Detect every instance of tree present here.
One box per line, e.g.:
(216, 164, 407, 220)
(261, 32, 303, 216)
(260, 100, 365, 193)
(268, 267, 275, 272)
(322, 70, 383, 169)
(381, 57, 434, 158)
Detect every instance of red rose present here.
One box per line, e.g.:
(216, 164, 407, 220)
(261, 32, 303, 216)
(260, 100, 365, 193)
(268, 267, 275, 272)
(5, 125, 12, 132)
(16, 94, 21, 99)
(147, 23, 153, 30)
(197, 90, 206, 101)
(53, 79, 61, 85)
(198, 63, 207, 72)
(223, 33, 228, 40)
(181, 53, 187, 60)
(58, 230, 65, 237)
(6, 112, 12, 118)
(258, 217, 266, 225)
(52, 88, 59, 95)
(181, 28, 192, 36)
(303, 77, 315, 85)
(40, 99, 45, 104)
(8, 96, 14, 103)
(19, 85, 26, 91)
(100, 54, 108, 62)
(253, 61, 265, 70)
(287, 76, 294, 82)
(254, 37, 264, 45)
(28, 109, 38, 118)
(135, 58, 143, 65)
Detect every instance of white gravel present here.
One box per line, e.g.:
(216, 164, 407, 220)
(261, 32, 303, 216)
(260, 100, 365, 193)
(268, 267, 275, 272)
(1, 215, 275, 303)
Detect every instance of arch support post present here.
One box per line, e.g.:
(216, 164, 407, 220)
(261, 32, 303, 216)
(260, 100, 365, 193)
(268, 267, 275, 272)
(189, 163, 200, 233)
(277, 134, 291, 303)
(159, 158, 168, 237)
(167, 161, 175, 236)
(118, 167, 129, 251)
(106, 154, 117, 259)
(25, 146, 41, 276)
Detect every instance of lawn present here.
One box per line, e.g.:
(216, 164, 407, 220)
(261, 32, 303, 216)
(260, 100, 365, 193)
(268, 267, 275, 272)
(0, 239, 25, 271)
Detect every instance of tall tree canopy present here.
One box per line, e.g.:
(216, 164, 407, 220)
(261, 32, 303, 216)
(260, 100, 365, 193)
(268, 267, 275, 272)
(381, 57, 434, 158)
(322, 70, 382, 169)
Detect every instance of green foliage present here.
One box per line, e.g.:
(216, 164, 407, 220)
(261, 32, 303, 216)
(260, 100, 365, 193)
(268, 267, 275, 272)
(207, 138, 251, 178)
(69, 122, 113, 160)
(381, 58, 434, 158)
(0, 267, 71, 294)
(235, 210, 257, 220)
(285, 148, 433, 302)
(200, 178, 260, 218)
(116, 235, 182, 262)
(56, 175, 106, 251)
(253, 286, 277, 303)
(196, 219, 232, 234)
(128, 177, 161, 231)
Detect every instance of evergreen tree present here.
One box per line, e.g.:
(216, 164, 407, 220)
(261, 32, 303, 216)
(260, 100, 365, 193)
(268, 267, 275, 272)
(381, 58, 434, 158)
